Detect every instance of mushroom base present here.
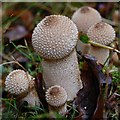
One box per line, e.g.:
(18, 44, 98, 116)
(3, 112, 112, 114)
(48, 103, 67, 116)
(22, 87, 40, 107)
(88, 46, 109, 64)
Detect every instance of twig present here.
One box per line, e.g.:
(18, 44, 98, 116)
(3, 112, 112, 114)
(89, 41, 120, 54)
(11, 56, 27, 71)
(0, 58, 27, 72)
(0, 61, 16, 67)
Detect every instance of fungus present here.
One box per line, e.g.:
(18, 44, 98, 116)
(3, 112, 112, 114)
(45, 85, 67, 115)
(32, 15, 78, 60)
(5, 69, 40, 106)
(32, 15, 82, 101)
(111, 52, 120, 66)
(5, 69, 29, 95)
(72, 6, 102, 34)
(72, 6, 102, 54)
(87, 22, 115, 64)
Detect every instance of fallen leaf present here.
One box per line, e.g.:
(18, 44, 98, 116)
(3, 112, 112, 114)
(5, 9, 21, 17)
(20, 10, 34, 30)
(4, 25, 28, 42)
(74, 54, 102, 119)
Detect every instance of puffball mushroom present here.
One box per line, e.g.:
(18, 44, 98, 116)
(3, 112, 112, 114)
(87, 22, 115, 64)
(72, 6, 102, 54)
(72, 6, 102, 34)
(45, 85, 67, 115)
(32, 15, 82, 101)
(5, 69, 40, 106)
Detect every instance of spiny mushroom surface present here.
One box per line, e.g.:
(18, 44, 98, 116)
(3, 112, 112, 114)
(5, 69, 29, 95)
(32, 15, 78, 60)
(5, 69, 40, 106)
(45, 85, 67, 115)
(87, 22, 115, 64)
(32, 15, 83, 101)
(72, 6, 102, 34)
(46, 85, 67, 107)
(87, 22, 115, 45)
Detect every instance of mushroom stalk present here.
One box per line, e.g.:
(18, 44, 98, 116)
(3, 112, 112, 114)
(76, 40, 90, 54)
(88, 46, 109, 64)
(48, 103, 67, 116)
(42, 49, 82, 101)
(21, 80, 40, 107)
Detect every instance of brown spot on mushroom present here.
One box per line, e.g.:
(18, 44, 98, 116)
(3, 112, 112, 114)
(80, 6, 90, 13)
(50, 87, 60, 96)
(43, 15, 59, 27)
(94, 22, 106, 29)
(45, 85, 67, 107)
(46, 85, 67, 115)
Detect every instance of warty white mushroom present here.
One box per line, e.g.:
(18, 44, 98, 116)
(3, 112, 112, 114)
(45, 85, 67, 115)
(87, 22, 115, 64)
(72, 6, 102, 54)
(5, 69, 40, 106)
(32, 15, 83, 101)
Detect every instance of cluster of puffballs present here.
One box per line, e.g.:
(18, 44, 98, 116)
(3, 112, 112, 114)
(5, 6, 115, 116)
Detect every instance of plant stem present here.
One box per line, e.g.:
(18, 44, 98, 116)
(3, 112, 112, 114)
(11, 42, 31, 60)
(24, 39, 35, 64)
(89, 41, 120, 54)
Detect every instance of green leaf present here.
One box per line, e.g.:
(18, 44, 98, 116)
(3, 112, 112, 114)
(11, 42, 31, 60)
(79, 35, 89, 43)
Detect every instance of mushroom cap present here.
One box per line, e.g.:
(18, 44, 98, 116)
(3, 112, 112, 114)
(45, 85, 67, 107)
(32, 15, 78, 60)
(72, 6, 102, 34)
(87, 22, 115, 45)
(5, 69, 30, 95)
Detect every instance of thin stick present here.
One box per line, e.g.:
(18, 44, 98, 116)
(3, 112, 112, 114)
(0, 61, 16, 66)
(0, 60, 26, 72)
(11, 56, 27, 71)
(89, 41, 120, 54)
